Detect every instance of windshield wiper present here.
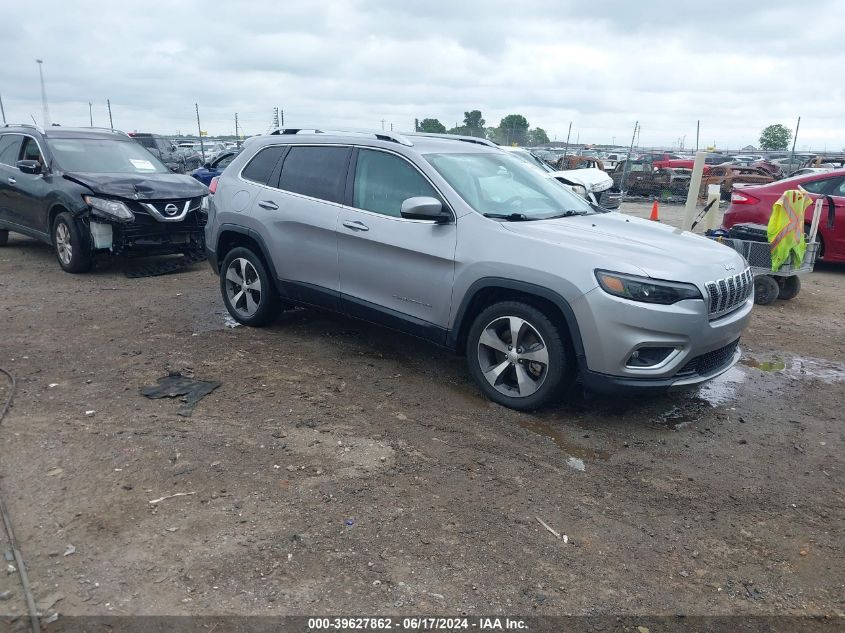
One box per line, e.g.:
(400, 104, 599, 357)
(482, 212, 536, 221)
(542, 210, 590, 219)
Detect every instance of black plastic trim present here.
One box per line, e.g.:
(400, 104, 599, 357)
(447, 277, 586, 365)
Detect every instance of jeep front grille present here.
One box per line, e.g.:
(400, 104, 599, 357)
(706, 268, 753, 319)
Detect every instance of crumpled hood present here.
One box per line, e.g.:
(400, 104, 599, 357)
(549, 167, 614, 193)
(502, 212, 747, 283)
(63, 172, 208, 200)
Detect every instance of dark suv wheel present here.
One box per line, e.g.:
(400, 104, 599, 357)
(52, 212, 93, 273)
(466, 301, 574, 411)
(220, 246, 279, 326)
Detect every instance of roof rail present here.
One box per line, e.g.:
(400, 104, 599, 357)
(268, 127, 414, 147)
(2, 122, 45, 134)
(404, 132, 498, 147)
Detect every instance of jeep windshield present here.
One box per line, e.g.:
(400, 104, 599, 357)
(46, 138, 170, 174)
(424, 151, 593, 219)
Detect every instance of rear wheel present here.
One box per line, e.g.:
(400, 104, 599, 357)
(753, 275, 780, 305)
(0, 229, 8, 246)
(466, 301, 573, 411)
(220, 246, 279, 326)
(52, 212, 93, 273)
(777, 275, 801, 300)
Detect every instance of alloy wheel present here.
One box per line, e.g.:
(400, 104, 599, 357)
(55, 223, 73, 266)
(477, 315, 550, 398)
(225, 257, 262, 317)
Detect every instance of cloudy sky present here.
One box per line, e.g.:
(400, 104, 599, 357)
(2, 0, 843, 150)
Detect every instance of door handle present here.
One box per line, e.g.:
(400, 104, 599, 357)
(258, 200, 279, 210)
(7, 178, 16, 185)
(342, 220, 369, 232)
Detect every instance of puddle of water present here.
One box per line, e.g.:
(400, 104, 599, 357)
(696, 366, 747, 407)
(740, 354, 845, 384)
(741, 357, 785, 372)
(518, 419, 610, 468)
(786, 356, 845, 384)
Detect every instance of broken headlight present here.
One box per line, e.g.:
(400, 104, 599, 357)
(84, 196, 134, 222)
(595, 270, 702, 305)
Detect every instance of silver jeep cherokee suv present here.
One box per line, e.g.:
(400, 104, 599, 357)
(205, 129, 752, 411)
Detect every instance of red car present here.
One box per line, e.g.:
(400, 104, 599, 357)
(723, 168, 845, 262)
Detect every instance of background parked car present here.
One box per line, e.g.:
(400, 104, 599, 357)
(129, 133, 202, 173)
(610, 160, 691, 196)
(723, 168, 845, 262)
(700, 165, 774, 199)
(190, 149, 241, 186)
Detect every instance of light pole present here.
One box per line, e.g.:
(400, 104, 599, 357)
(36, 59, 50, 127)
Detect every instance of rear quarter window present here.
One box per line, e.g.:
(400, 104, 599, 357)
(241, 146, 285, 185)
(801, 178, 840, 194)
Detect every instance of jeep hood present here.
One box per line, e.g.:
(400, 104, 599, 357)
(502, 212, 746, 283)
(63, 172, 208, 200)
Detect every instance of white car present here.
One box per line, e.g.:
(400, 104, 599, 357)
(503, 147, 619, 208)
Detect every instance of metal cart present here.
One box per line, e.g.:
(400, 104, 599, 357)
(714, 238, 820, 305)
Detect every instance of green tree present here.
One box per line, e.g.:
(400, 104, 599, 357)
(418, 118, 446, 133)
(527, 127, 550, 145)
(462, 110, 486, 136)
(498, 114, 530, 146)
(759, 124, 792, 150)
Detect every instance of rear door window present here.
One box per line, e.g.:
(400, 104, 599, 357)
(0, 135, 22, 166)
(278, 146, 350, 204)
(353, 149, 439, 217)
(801, 177, 841, 194)
(241, 146, 285, 185)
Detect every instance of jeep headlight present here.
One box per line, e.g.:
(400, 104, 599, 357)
(595, 270, 702, 304)
(84, 196, 134, 222)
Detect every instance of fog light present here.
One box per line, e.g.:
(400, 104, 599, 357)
(627, 347, 675, 368)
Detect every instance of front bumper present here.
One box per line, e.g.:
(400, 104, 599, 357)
(88, 209, 207, 256)
(573, 285, 752, 393)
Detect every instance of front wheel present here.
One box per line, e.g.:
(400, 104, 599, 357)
(52, 212, 92, 273)
(220, 247, 279, 326)
(466, 301, 573, 411)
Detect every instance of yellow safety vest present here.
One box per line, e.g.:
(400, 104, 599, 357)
(768, 189, 810, 271)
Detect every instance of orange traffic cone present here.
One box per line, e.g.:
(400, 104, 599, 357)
(649, 199, 660, 222)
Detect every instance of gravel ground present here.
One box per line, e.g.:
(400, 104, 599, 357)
(0, 205, 842, 627)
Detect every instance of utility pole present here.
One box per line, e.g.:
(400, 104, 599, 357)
(562, 121, 572, 162)
(619, 120, 639, 204)
(107, 99, 113, 130)
(88, 101, 93, 127)
(36, 59, 50, 126)
(788, 116, 801, 171)
(195, 103, 205, 162)
(0, 93, 6, 125)
(695, 120, 700, 152)
(380, 119, 385, 131)
(235, 112, 240, 148)
(280, 110, 284, 127)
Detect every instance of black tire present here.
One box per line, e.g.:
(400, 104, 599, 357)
(52, 212, 93, 273)
(753, 275, 780, 305)
(0, 229, 8, 246)
(466, 301, 573, 411)
(220, 246, 279, 327)
(777, 275, 801, 300)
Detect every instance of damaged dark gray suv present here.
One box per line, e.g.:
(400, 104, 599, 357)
(0, 124, 208, 272)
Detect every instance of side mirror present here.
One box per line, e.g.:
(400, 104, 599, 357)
(400, 196, 449, 222)
(570, 184, 588, 199)
(203, 162, 212, 170)
(17, 159, 42, 175)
